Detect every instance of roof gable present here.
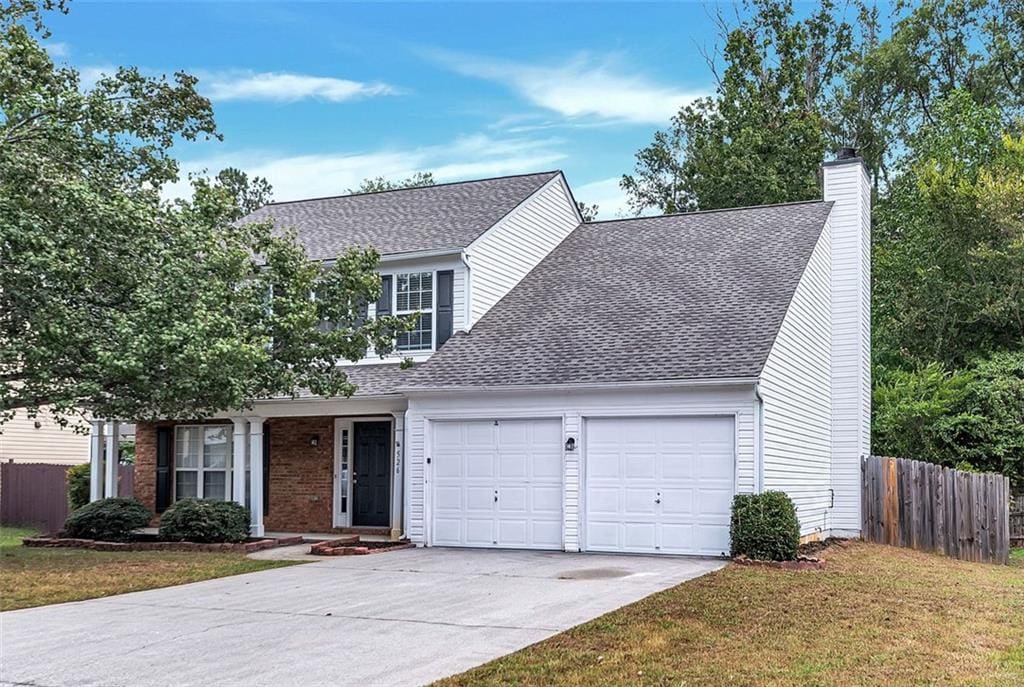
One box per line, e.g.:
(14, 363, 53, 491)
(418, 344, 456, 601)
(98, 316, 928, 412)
(401, 200, 833, 389)
(243, 171, 560, 260)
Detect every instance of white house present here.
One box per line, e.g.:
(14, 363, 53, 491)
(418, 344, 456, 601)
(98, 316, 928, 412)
(102, 153, 870, 556)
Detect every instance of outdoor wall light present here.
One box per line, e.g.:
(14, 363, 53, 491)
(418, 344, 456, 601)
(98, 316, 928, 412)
(309, 434, 320, 447)
(565, 437, 576, 452)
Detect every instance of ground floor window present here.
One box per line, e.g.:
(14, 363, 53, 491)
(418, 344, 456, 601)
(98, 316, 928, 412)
(174, 425, 232, 501)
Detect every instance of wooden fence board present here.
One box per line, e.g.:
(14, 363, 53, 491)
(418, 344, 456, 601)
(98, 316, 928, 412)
(861, 456, 1011, 565)
(0, 462, 134, 534)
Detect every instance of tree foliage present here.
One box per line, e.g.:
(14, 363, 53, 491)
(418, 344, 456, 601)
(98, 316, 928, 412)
(622, 0, 853, 213)
(0, 1, 412, 428)
(348, 171, 435, 194)
(209, 167, 273, 220)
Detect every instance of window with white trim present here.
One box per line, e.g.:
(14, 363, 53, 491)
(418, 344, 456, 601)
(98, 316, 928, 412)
(395, 271, 433, 351)
(174, 425, 231, 501)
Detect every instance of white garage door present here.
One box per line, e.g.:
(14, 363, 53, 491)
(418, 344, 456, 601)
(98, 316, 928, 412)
(431, 419, 563, 549)
(585, 416, 735, 556)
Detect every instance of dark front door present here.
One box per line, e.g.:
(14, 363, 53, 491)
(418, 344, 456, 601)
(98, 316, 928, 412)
(352, 421, 392, 527)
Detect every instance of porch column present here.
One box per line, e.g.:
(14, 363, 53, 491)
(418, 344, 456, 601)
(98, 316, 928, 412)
(230, 417, 248, 507)
(103, 420, 120, 498)
(247, 417, 265, 537)
(89, 419, 104, 502)
(390, 412, 405, 541)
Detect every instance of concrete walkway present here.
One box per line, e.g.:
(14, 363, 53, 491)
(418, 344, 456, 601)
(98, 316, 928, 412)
(1, 548, 724, 687)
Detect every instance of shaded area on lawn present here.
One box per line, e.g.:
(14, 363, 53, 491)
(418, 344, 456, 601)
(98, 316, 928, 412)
(437, 542, 1024, 687)
(0, 526, 301, 612)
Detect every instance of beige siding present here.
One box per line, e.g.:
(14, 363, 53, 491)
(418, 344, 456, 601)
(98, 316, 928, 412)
(467, 175, 579, 325)
(760, 217, 833, 537)
(0, 411, 90, 465)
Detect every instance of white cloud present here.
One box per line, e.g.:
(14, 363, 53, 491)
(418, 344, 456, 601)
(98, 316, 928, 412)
(200, 70, 400, 102)
(573, 177, 632, 220)
(164, 134, 567, 202)
(45, 41, 70, 58)
(429, 50, 705, 125)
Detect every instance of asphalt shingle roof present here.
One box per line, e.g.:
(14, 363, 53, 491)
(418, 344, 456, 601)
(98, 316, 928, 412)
(278, 363, 408, 399)
(401, 200, 833, 389)
(244, 171, 560, 260)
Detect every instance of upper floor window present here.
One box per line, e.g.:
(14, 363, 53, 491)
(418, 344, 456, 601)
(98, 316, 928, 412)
(395, 271, 433, 351)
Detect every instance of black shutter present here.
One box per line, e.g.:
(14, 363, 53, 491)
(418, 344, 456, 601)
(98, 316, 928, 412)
(437, 270, 454, 347)
(376, 275, 392, 317)
(262, 422, 270, 517)
(155, 427, 173, 512)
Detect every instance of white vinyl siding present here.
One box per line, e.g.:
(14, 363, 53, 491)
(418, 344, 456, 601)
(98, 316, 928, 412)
(0, 410, 90, 465)
(406, 384, 757, 552)
(760, 216, 833, 538)
(466, 175, 579, 326)
(824, 161, 872, 535)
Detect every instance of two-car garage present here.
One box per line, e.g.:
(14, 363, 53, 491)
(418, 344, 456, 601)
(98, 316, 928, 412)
(427, 415, 736, 556)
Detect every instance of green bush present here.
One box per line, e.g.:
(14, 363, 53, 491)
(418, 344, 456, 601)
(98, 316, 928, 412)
(159, 499, 250, 543)
(63, 497, 152, 541)
(730, 491, 800, 561)
(67, 463, 91, 511)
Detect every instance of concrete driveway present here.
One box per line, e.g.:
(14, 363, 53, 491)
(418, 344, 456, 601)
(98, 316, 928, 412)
(1, 548, 723, 687)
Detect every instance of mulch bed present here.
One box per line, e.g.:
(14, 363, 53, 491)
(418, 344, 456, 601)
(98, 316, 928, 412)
(309, 535, 414, 556)
(22, 534, 305, 554)
(731, 538, 852, 571)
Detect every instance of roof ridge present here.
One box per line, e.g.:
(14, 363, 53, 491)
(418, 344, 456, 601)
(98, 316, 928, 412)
(586, 198, 831, 225)
(262, 170, 562, 207)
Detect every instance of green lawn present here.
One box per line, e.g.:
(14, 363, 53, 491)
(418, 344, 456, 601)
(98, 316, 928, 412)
(0, 526, 301, 612)
(438, 542, 1024, 687)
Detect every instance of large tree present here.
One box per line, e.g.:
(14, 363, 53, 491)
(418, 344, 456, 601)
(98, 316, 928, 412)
(348, 171, 435, 194)
(0, 1, 410, 427)
(621, 0, 853, 214)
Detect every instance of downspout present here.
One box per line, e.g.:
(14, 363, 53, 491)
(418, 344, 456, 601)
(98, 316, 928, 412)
(754, 383, 765, 494)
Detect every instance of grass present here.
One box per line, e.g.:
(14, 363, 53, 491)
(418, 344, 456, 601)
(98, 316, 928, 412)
(438, 542, 1024, 687)
(0, 526, 301, 612)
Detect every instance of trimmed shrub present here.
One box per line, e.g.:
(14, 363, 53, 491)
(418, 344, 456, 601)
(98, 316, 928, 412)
(159, 499, 250, 543)
(67, 463, 91, 511)
(63, 497, 152, 541)
(730, 491, 800, 561)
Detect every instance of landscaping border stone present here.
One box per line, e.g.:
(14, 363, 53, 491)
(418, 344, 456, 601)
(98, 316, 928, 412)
(22, 535, 305, 554)
(731, 554, 825, 571)
(309, 536, 415, 556)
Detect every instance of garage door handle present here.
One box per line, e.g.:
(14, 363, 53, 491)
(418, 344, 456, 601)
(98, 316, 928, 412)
(654, 498, 661, 504)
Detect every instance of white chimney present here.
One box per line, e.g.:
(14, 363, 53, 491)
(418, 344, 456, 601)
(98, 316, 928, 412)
(822, 148, 871, 537)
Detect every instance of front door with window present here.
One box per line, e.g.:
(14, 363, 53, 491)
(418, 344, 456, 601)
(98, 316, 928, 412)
(352, 421, 392, 527)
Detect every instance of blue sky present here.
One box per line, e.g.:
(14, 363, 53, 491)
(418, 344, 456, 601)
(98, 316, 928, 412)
(48, 1, 797, 217)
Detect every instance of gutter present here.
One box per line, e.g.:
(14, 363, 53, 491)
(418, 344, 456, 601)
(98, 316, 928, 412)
(397, 376, 760, 395)
(754, 383, 765, 493)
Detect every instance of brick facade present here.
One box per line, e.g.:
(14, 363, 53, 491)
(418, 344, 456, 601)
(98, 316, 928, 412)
(134, 417, 340, 533)
(264, 417, 335, 532)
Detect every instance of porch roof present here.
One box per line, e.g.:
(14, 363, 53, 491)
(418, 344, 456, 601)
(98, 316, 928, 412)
(286, 363, 408, 399)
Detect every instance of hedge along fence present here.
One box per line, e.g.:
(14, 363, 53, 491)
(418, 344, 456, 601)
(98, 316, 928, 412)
(861, 456, 1011, 565)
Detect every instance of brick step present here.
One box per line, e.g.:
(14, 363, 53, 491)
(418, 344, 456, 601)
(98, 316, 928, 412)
(334, 526, 390, 535)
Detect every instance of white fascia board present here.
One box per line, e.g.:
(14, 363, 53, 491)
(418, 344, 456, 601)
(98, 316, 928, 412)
(397, 377, 759, 395)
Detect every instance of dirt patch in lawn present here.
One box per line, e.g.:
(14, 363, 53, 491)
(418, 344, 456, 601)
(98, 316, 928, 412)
(436, 541, 1024, 687)
(0, 527, 302, 611)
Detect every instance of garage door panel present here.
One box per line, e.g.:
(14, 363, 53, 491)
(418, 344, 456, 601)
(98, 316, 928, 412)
(464, 518, 495, 545)
(660, 488, 694, 516)
(465, 486, 495, 512)
(532, 485, 562, 512)
(585, 416, 735, 556)
(499, 452, 529, 479)
(588, 451, 620, 478)
(623, 523, 656, 551)
(624, 487, 657, 515)
(466, 453, 496, 478)
(624, 452, 657, 479)
(432, 418, 563, 550)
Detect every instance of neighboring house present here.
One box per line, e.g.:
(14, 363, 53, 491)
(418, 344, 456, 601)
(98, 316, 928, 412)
(0, 410, 90, 465)
(101, 154, 869, 556)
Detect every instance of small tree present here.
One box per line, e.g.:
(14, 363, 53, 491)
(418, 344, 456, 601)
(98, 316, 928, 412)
(67, 463, 90, 511)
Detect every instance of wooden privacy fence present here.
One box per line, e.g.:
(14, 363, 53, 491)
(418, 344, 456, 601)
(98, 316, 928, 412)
(0, 462, 134, 534)
(862, 456, 1011, 565)
(1011, 495, 1024, 547)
